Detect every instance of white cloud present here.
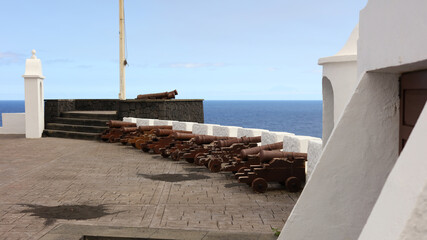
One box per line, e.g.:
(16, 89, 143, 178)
(45, 58, 72, 64)
(167, 62, 225, 68)
(0, 51, 25, 64)
(267, 67, 279, 71)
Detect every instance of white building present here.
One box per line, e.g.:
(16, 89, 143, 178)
(279, 0, 427, 239)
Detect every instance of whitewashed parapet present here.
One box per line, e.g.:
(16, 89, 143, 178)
(212, 125, 241, 137)
(261, 131, 294, 145)
(237, 128, 269, 138)
(136, 118, 154, 126)
(307, 138, 323, 180)
(192, 123, 219, 135)
(153, 119, 177, 126)
(283, 135, 317, 153)
(0, 113, 26, 134)
(173, 122, 196, 131)
(123, 117, 137, 123)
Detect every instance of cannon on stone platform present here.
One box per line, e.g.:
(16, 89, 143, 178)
(136, 90, 178, 99)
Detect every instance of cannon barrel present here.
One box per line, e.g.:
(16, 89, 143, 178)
(240, 142, 283, 160)
(171, 132, 197, 140)
(194, 135, 234, 145)
(154, 129, 191, 136)
(107, 120, 137, 128)
(136, 90, 178, 99)
(121, 127, 138, 133)
(259, 150, 307, 163)
(217, 136, 261, 148)
(138, 125, 172, 132)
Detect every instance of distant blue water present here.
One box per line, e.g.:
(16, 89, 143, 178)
(0, 100, 322, 138)
(0, 100, 25, 127)
(204, 100, 322, 138)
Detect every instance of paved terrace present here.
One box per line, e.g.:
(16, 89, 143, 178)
(0, 135, 299, 239)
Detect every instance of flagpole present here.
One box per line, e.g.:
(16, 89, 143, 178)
(119, 0, 126, 100)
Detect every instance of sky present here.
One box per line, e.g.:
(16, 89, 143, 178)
(0, 0, 367, 100)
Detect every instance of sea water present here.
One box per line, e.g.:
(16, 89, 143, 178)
(0, 100, 322, 138)
(204, 100, 322, 138)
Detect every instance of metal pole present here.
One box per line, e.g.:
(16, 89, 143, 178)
(119, 0, 126, 100)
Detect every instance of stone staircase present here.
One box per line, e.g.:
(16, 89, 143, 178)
(43, 111, 118, 140)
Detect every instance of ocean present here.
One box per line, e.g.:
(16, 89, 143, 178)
(0, 100, 322, 138)
(204, 101, 322, 138)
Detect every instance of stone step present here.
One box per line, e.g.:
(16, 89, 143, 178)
(46, 123, 108, 133)
(61, 111, 118, 120)
(43, 129, 100, 141)
(53, 117, 108, 127)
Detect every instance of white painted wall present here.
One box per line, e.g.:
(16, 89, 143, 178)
(0, 113, 26, 134)
(358, 104, 427, 240)
(279, 73, 400, 240)
(306, 138, 322, 180)
(322, 77, 334, 145)
(237, 128, 268, 138)
(153, 119, 177, 126)
(23, 50, 45, 139)
(281, 1, 427, 239)
(212, 125, 241, 137)
(136, 118, 154, 126)
(123, 117, 137, 123)
(261, 131, 293, 145)
(192, 123, 219, 135)
(319, 25, 358, 144)
(358, 0, 427, 76)
(282, 135, 316, 153)
(172, 122, 196, 131)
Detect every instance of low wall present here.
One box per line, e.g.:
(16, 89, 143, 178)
(45, 99, 204, 123)
(0, 113, 26, 134)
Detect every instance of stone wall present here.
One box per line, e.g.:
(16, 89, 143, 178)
(45, 99, 204, 123)
(45, 99, 75, 124)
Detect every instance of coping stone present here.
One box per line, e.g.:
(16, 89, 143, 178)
(212, 125, 241, 137)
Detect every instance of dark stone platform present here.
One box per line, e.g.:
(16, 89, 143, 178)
(45, 99, 204, 124)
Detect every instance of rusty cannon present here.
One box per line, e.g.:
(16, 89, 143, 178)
(239, 142, 284, 161)
(214, 136, 262, 148)
(179, 135, 235, 163)
(140, 129, 192, 153)
(136, 90, 178, 100)
(237, 152, 307, 193)
(121, 125, 172, 145)
(222, 148, 288, 174)
(195, 136, 262, 171)
(158, 132, 198, 158)
(167, 135, 234, 162)
(207, 141, 283, 173)
(101, 120, 137, 142)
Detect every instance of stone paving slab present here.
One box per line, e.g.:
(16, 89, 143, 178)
(40, 224, 277, 240)
(0, 135, 299, 239)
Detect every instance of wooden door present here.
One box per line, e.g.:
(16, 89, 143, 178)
(400, 70, 427, 152)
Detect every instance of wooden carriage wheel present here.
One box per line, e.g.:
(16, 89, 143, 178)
(252, 178, 268, 193)
(285, 176, 301, 192)
(208, 159, 222, 173)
